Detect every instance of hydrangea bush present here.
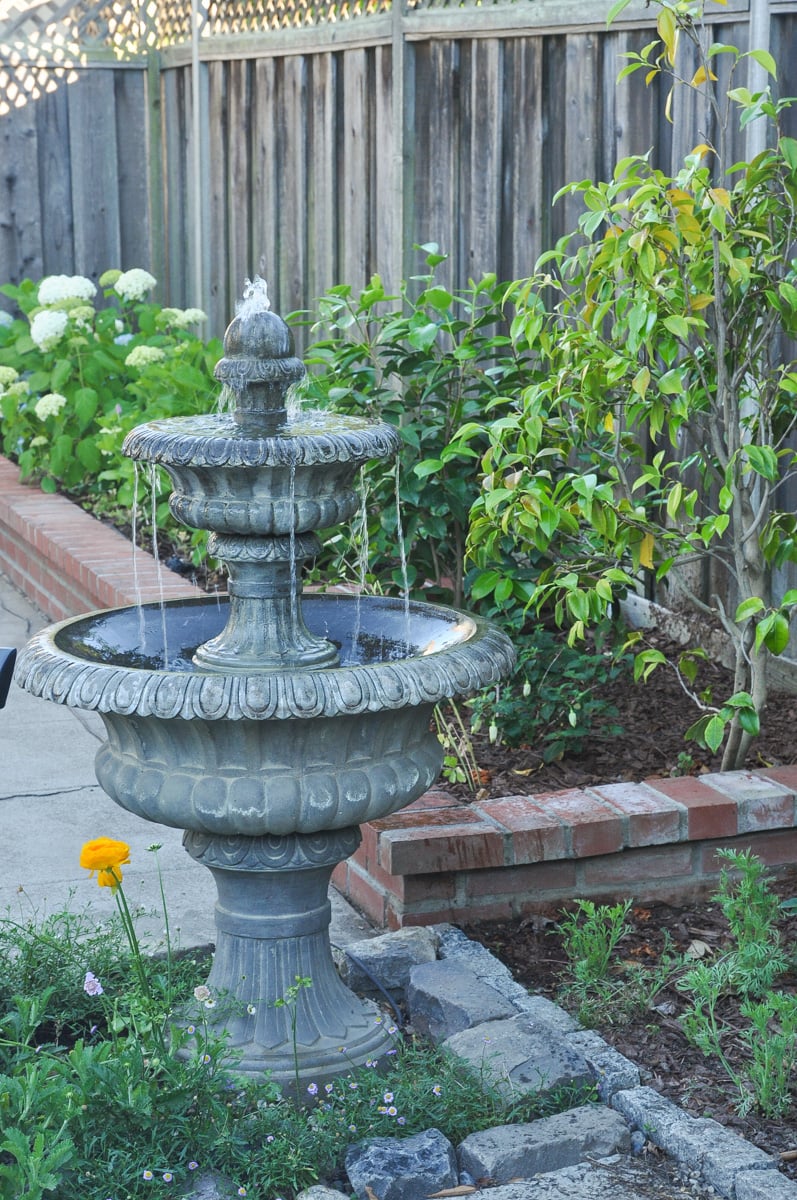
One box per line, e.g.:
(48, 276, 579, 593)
(0, 269, 222, 559)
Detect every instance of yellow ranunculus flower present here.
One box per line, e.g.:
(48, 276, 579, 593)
(80, 837, 131, 889)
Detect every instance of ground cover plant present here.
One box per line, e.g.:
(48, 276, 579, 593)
(466, 851, 797, 1170)
(0, 838, 594, 1200)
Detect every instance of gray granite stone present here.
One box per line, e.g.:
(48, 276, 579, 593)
(345, 1127, 458, 1200)
(408, 959, 518, 1042)
(457, 1104, 631, 1182)
(443, 1015, 592, 1100)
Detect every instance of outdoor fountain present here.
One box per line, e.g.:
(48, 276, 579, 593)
(14, 280, 515, 1091)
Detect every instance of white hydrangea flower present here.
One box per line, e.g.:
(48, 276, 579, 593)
(0, 311, 13, 328)
(125, 344, 166, 368)
(34, 392, 68, 420)
(38, 274, 96, 305)
(114, 269, 157, 302)
(71, 304, 95, 331)
(0, 366, 18, 386)
(6, 380, 29, 398)
(30, 309, 68, 350)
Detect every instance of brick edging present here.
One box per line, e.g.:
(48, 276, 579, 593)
(2, 454, 795, 929)
(0, 455, 200, 620)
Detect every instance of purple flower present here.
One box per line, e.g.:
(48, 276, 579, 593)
(83, 971, 103, 997)
(307, 1082, 318, 1096)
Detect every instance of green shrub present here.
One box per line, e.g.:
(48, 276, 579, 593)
(299, 245, 537, 610)
(470, 623, 630, 757)
(0, 269, 222, 564)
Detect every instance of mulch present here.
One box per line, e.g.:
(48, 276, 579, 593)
(462, 880, 797, 1175)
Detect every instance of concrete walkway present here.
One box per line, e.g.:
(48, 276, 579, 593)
(0, 569, 374, 950)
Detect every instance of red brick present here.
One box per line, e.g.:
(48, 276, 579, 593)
(403, 789, 464, 813)
(388, 905, 459, 929)
(699, 771, 795, 833)
(700, 829, 797, 873)
(358, 822, 379, 871)
(451, 899, 518, 924)
(369, 805, 485, 834)
(474, 795, 567, 864)
(592, 781, 684, 847)
(342, 859, 388, 927)
(646, 776, 737, 839)
(379, 822, 505, 876)
(580, 844, 694, 886)
(757, 766, 797, 794)
(464, 859, 578, 898)
(532, 789, 624, 858)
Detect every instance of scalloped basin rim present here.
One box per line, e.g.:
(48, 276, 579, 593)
(15, 593, 516, 722)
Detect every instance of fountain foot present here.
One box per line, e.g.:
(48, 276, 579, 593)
(182, 828, 396, 1092)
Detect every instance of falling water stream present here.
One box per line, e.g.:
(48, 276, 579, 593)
(394, 458, 411, 643)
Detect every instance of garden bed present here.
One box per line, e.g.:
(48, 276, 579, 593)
(463, 875, 797, 1176)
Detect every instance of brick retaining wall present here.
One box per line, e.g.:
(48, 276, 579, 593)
(0, 456, 199, 618)
(1, 454, 795, 928)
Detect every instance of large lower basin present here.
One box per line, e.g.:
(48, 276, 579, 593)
(16, 593, 515, 836)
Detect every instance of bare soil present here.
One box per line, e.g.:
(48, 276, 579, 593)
(436, 629, 797, 803)
(462, 886, 797, 1175)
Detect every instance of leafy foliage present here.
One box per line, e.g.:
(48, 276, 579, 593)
(299, 245, 536, 608)
(0, 270, 222, 566)
(470, 624, 630, 758)
(453, 12, 797, 768)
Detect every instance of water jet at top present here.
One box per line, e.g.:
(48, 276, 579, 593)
(15, 280, 515, 1092)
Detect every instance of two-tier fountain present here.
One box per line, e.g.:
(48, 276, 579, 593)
(15, 281, 514, 1092)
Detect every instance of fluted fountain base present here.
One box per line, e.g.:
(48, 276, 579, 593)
(181, 827, 396, 1093)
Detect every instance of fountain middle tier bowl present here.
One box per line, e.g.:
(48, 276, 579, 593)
(16, 593, 515, 837)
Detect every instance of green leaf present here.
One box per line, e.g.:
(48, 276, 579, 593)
(408, 322, 439, 351)
(763, 612, 790, 656)
(414, 459, 443, 478)
(780, 136, 797, 171)
(663, 315, 689, 340)
(703, 715, 726, 753)
(738, 708, 761, 736)
(423, 286, 454, 312)
(734, 596, 765, 622)
(748, 48, 777, 79)
(607, 0, 634, 24)
(51, 358, 72, 391)
(744, 444, 779, 482)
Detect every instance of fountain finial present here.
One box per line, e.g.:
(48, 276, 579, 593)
(214, 277, 305, 425)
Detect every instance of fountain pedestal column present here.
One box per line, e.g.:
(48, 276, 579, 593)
(182, 827, 395, 1090)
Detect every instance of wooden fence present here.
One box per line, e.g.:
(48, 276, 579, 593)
(0, 0, 795, 339)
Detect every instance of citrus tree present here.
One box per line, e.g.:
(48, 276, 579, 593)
(453, 0, 797, 769)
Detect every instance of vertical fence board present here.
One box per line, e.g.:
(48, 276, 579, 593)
(207, 59, 228, 333)
(115, 69, 152, 273)
(227, 59, 252, 296)
(306, 52, 337, 307)
(36, 86, 73, 277)
(373, 43, 395, 291)
(278, 55, 308, 319)
(68, 72, 122, 279)
(339, 48, 369, 292)
(502, 37, 543, 282)
(162, 67, 188, 302)
(463, 38, 502, 281)
(251, 57, 280, 310)
(560, 31, 601, 238)
(412, 40, 459, 275)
